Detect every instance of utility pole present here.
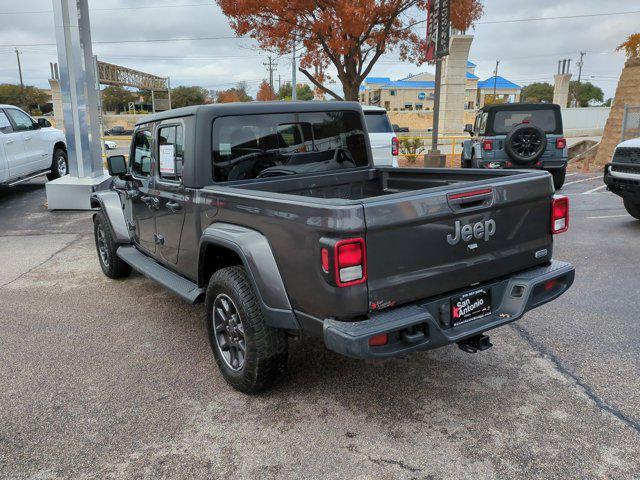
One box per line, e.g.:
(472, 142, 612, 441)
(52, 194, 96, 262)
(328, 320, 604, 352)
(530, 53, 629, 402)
(15, 49, 24, 87)
(263, 56, 277, 95)
(291, 34, 297, 101)
(492, 59, 500, 102)
(576, 52, 585, 83)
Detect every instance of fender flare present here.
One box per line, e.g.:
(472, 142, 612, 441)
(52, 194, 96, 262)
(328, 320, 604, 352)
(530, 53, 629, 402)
(199, 223, 299, 330)
(90, 190, 132, 243)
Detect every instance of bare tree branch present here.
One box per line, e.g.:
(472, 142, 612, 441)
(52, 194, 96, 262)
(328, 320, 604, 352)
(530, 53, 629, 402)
(298, 68, 344, 100)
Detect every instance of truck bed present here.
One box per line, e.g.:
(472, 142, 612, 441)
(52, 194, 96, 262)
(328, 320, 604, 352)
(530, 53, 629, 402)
(232, 167, 535, 202)
(208, 167, 555, 319)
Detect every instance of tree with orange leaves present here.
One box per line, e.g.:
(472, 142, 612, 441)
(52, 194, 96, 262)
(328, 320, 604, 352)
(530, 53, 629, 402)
(616, 33, 640, 59)
(216, 0, 483, 101)
(256, 80, 277, 101)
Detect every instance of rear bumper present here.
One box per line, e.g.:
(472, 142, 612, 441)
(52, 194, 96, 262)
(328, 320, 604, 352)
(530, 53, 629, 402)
(323, 260, 575, 359)
(604, 163, 640, 199)
(473, 158, 567, 170)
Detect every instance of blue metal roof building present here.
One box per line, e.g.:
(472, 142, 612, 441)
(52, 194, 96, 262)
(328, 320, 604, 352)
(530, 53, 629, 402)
(360, 60, 522, 111)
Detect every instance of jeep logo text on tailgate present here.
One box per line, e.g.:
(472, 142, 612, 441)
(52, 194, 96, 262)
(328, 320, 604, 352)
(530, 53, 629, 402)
(447, 219, 496, 245)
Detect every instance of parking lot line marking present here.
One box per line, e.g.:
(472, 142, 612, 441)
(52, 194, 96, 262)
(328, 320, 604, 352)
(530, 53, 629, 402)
(583, 184, 607, 195)
(566, 173, 579, 177)
(586, 214, 629, 219)
(564, 176, 602, 186)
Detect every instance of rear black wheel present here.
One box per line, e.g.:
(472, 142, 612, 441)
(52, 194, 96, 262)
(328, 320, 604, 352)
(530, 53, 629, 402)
(205, 266, 288, 393)
(551, 168, 566, 190)
(623, 197, 640, 220)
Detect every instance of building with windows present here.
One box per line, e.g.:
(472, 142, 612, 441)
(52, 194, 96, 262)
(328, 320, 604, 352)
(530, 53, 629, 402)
(360, 61, 521, 111)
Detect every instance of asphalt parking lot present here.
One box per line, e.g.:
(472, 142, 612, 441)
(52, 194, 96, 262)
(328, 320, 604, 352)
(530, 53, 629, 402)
(1, 172, 639, 479)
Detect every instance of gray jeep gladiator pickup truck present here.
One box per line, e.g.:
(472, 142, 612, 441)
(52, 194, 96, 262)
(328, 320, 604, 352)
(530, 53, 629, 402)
(91, 101, 575, 393)
(461, 103, 568, 190)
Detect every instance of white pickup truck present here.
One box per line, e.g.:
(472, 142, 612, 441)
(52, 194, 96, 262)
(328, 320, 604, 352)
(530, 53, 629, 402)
(0, 104, 67, 186)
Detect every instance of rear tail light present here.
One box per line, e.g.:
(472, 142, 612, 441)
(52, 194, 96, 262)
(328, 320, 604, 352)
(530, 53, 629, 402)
(551, 195, 569, 234)
(556, 138, 566, 149)
(392, 137, 399, 156)
(320, 238, 367, 287)
(482, 139, 493, 151)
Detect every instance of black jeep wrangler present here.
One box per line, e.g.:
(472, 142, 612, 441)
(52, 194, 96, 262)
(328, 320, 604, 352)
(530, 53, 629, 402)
(461, 103, 568, 190)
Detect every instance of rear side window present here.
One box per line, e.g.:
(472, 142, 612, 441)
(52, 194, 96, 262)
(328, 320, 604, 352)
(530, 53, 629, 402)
(158, 124, 184, 182)
(364, 112, 393, 133)
(212, 111, 368, 182)
(0, 111, 12, 134)
(131, 130, 153, 176)
(493, 110, 557, 134)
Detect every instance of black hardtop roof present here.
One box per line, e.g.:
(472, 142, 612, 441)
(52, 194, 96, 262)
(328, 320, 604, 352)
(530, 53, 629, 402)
(136, 101, 363, 126)
(479, 102, 561, 114)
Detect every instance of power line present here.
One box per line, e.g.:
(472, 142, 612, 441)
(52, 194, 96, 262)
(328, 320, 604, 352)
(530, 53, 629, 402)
(0, 35, 249, 48)
(477, 10, 640, 25)
(411, 9, 640, 30)
(0, 3, 217, 15)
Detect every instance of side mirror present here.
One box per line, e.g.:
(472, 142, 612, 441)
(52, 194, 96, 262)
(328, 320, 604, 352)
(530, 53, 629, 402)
(37, 118, 52, 128)
(464, 124, 474, 135)
(107, 155, 127, 176)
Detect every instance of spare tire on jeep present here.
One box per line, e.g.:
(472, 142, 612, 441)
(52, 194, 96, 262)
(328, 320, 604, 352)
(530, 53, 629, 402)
(504, 124, 547, 165)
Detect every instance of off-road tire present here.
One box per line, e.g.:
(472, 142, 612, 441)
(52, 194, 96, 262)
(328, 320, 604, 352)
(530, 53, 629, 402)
(47, 148, 68, 181)
(504, 124, 547, 165)
(93, 211, 132, 279)
(623, 197, 640, 220)
(551, 167, 566, 190)
(205, 266, 288, 394)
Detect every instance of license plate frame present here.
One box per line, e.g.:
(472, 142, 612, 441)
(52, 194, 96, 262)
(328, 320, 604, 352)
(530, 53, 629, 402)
(451, 288, 492, 326)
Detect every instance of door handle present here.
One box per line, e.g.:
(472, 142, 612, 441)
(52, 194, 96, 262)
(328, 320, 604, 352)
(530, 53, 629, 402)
(6, 139, 14, 144)
(165, 201, 182, 212)
(24, 136, 32, 141)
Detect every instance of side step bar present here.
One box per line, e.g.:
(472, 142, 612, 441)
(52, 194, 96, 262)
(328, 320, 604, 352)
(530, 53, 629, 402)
(8, 170, 51, 187)
(116, 246, 205, 303)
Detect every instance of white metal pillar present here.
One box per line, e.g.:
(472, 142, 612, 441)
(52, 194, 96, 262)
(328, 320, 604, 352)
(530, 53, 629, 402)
(46, 0, 111, 210)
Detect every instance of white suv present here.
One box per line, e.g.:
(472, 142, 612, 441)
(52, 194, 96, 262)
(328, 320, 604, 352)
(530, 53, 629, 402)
(0, 105, 67, 186)
(362, 105, 399, 167)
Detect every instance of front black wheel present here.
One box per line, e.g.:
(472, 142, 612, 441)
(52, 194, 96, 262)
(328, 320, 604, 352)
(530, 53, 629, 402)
(47, 148, 68, 180)
(623, 198, 640, 220)
(93, 212, 132, 279)
(205, 266, 288, 394)
(551, 168, 566, 190)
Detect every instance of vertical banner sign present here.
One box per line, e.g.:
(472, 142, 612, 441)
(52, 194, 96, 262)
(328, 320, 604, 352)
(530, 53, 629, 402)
(425, 0, 437, 62)
(425, 0, 451, 62)
(436, 0, 450, 58)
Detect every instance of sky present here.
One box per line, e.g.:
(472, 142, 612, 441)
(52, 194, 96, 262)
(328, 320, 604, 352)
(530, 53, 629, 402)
(0, 0, 637, 99)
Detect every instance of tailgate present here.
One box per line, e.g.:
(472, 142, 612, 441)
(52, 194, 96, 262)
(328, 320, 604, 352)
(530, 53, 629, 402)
(363, 173, 554, 309)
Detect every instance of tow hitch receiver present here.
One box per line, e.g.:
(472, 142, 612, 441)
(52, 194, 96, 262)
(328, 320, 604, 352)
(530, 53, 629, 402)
(457, 334, 493, 354)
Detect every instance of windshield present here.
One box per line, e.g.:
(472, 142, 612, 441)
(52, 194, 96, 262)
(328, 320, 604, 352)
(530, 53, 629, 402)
(493, 109, 558, 134)
(364, 112, 393, 133)
(212, 111, 368, 182)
